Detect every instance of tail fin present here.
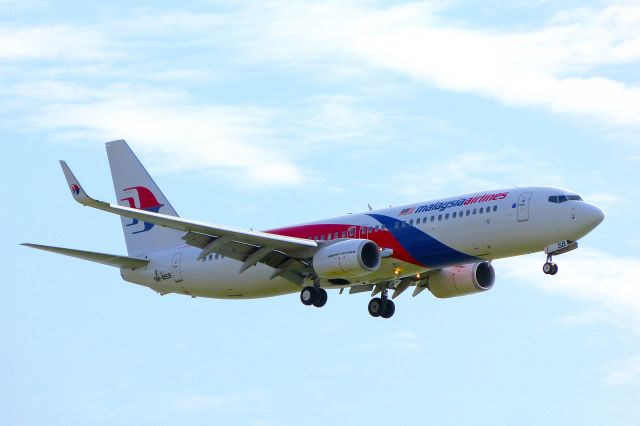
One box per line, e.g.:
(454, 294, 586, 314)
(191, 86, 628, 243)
(106, 140, 183, 257)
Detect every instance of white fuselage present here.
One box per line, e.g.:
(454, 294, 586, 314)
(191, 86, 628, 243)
(121, 186, 604, 298)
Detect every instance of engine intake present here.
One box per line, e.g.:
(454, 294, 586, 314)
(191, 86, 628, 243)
(313, 239, 381, 278)
(428, 262, 495, 298)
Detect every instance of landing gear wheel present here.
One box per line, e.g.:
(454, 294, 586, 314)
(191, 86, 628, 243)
(300, 286, 319, 306)
(543, 262, 554, 275)
(550, 263, 559, 275)
(313, 288, 328, 308)
(381, 300, 395, 319)
(368, 298, 384, 317)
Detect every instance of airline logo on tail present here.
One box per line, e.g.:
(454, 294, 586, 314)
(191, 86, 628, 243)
(70, 184, 80, 196)
(120, 186, 164, 234)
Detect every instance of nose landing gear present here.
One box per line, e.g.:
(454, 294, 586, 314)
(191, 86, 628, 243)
(543, 253, 558, 275)
(542, 240, 578, 276)
(543, 259, 558, 275)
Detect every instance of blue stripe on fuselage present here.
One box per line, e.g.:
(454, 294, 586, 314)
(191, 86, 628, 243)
(368, 214, 480, 268)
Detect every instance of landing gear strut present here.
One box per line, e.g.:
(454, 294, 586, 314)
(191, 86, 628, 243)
(368, 287, 395, 319)
(300, 284, 327, 308)
(543, 254, 558, 275)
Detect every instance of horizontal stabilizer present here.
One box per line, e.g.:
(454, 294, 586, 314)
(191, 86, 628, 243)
(21, 243, 149, 269)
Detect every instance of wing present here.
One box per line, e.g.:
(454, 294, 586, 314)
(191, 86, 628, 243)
(60, 161, 316, 283)
(21, 243, 149, 269)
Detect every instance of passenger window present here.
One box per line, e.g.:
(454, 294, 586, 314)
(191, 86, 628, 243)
(460, 211, 464, 218)
(430, 216, 435, 222)
(327, 234, 332, 240)
(334, 232, 339, 239)
(473, 209, 477, 215)
(453, 212, 457, 218)
(209, 254, 213, 260)
(342, 231, 346, 238)
(409, 219, 413, 225)
(395, 222, 399, 229)
(479, 207, 484, 214)
(493, 206, 497, 212)
(466, 210, 470, 216)
(416, 218, 420, 225)
(445, 213, 449, 220)
(438, 214, 442, 221)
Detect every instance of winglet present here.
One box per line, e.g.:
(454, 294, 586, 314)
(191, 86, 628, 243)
(59, 160, 94, 205)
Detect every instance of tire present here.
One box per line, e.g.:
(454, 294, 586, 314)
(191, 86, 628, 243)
(313, 288, 328, 308)
(543, 262, 553, 274)
(381, 300, 395, 319)
(550, 264, 559, 275)
(300, 286, 318, 306)
(368, 298, 383, 317)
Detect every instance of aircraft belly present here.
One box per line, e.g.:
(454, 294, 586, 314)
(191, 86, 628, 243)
(181, 260, 299, 299)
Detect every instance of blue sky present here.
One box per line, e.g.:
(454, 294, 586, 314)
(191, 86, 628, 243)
(3, 1, 640, 425)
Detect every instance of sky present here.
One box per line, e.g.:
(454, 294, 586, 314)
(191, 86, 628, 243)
(2, 0, 640, 425)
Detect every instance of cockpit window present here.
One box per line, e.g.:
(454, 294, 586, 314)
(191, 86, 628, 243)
(548, 194, 583, 203)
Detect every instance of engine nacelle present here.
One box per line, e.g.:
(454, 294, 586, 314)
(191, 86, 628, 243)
(428, 262, 495, 298)
(313, 239, 381, 278)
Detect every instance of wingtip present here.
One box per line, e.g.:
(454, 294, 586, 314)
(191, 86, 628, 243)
(59, 160, 94, 205)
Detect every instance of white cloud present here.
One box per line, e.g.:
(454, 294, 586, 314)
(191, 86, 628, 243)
(3, 2, 640, 131)
(499, 248, 640, 333)
(228, 1, 640, 129)
(0, 25, 114, 60)
(18, 82, 305, 187)
(604, 355, 640, 386)
(8, 80, 394, 187)
(172, 391, 265, 411)
(583, 193, 632, 214)
(389, 148, 565, 200)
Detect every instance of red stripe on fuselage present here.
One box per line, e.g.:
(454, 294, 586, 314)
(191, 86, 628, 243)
(267, 223, 424, 267)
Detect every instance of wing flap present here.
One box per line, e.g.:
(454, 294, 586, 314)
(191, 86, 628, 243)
(21, 243, 149, 269)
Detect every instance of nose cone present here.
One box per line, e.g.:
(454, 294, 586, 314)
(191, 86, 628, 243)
(584, 203, 605, 231)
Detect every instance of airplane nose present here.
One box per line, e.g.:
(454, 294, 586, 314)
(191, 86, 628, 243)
(585, 203, 605, 229)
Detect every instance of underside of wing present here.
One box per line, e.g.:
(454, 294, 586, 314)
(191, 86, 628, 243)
(183, 232, 311, 285)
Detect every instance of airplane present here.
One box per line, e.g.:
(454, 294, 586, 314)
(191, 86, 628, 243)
(23, 140, 605, 318)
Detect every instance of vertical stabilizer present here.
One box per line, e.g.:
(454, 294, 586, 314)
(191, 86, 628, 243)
(106, 140, 183, 257)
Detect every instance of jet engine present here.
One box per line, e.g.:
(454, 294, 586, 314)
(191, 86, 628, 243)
(313, 239, 381, 278)
(428, 262, 495, 298)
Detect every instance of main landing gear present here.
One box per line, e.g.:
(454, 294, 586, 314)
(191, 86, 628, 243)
(300, 285, 327, 308)
(543, 254, 559, 275)
(368, 287, 395, 319)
